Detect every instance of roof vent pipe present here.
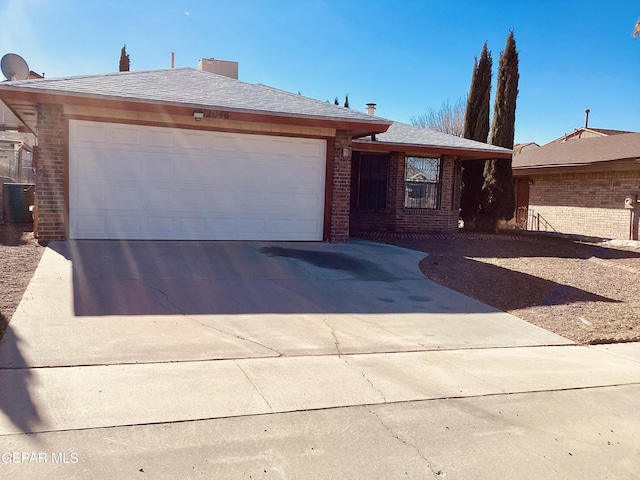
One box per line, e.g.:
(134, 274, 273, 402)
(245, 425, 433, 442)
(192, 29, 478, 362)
(584, 108, 590, 128)
(366, 103, 376, 115)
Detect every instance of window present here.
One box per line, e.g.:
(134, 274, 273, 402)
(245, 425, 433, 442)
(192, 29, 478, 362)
(404, 157, 441, 209)
(357, 155, 388, 209)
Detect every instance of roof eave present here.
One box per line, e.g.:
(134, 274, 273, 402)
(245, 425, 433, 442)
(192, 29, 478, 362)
(353, 139, 512, 160)
(0, 85, 392, 136)
(513, 158, 640, 175)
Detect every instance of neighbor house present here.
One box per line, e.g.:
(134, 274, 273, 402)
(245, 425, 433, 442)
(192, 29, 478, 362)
(512, 130, 640, 240)
(0, 61, 510, 242)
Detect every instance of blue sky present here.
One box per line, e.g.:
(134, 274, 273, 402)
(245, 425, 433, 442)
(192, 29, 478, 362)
(1, 0, 639, 145)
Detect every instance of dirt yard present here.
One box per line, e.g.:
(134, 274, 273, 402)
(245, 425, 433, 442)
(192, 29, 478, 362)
(1, 224, 639, 345)
(0, 223, 44, 336)
(360, 232, 640, 345)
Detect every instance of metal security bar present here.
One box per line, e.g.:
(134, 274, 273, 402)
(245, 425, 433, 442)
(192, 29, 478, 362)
(404, 157, 442, 209)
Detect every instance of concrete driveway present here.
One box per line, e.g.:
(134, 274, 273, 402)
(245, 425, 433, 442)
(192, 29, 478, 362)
(0, 239, 639, 479)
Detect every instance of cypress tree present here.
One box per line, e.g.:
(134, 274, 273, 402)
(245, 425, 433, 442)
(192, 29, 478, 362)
(460, 42, 492, 230)
(119, 44, 130, 72)
(480, 31, 518, 230)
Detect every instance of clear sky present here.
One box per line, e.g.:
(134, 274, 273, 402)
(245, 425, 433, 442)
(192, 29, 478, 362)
(1, 0, 638, 145)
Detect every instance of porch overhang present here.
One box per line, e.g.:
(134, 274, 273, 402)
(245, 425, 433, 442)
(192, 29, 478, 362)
(353, 139, 513, 161)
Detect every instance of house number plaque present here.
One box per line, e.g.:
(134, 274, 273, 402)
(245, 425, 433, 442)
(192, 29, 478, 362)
(203, 110, 230, 119)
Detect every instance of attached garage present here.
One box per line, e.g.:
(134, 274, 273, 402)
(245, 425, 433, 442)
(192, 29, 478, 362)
(0, 67, 394, 242)
(69, 120, 327, 240)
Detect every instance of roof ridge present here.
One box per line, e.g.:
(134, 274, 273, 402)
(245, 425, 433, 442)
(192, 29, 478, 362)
(2, 66, 197, 85)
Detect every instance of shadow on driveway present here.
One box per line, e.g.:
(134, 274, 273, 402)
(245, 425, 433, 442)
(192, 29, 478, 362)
(49, 240, 618, 317)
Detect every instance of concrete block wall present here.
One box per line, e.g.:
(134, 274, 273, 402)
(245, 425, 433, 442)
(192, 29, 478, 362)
(528, 171, 640, 240)
(35, 103, 66, 241)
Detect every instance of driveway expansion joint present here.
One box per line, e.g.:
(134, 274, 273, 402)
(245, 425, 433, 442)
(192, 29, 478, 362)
(3, 384, 638, 438)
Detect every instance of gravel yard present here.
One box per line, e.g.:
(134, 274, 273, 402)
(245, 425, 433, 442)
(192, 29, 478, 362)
(1, 223, 639, 345)
(0, 224, 44, 336)
(359, 232, 640, 345)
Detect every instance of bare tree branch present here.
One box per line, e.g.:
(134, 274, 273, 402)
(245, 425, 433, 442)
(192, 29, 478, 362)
(410, 97, 466, 137)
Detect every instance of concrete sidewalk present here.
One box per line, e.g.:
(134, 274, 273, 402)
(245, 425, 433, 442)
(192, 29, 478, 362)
(0, 239, 638, 479)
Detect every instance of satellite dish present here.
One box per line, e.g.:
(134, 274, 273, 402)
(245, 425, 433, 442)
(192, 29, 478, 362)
(1, 53, 29, 81)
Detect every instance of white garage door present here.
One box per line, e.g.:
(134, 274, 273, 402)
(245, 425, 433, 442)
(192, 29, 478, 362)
(69, 120, 326, 240)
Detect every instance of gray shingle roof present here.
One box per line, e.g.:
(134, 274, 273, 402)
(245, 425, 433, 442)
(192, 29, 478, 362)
(513, 132, 640, 169)
(0, 67, 389, 125)
(354, 121, 512, 155)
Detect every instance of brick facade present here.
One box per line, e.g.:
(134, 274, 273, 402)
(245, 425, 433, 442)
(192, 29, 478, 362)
(35, 103, 66, 241)
(32, 111, 354, 243)
(329, 130, 352, 242)
(31, 107, 465, 242)
(527, 170, 640, 240)
(350, 153, 460, 234)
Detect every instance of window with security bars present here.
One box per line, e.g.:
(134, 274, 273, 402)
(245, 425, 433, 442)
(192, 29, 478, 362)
(404, 157, 442, 209)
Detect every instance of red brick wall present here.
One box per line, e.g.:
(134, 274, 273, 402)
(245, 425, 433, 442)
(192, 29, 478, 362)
(350, 153, 460, 234)
(528, 170, 640, 240)
(329, 130, 352, 242)
(36, 104, 66, 241)
(394, 154, 459, 233)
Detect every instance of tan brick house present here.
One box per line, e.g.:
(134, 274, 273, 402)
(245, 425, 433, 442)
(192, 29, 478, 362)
(512, 131, 640, 240)
(0, 67, 510, 242)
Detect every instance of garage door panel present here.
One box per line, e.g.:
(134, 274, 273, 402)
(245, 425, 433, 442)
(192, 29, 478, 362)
(142, 155, 175, 181)
(105, 156, 141, 180)
(74, 183, 107, 208)
(71, 149, 108, 177)
(291, 193, 324, 211)
(74, 214, 107, 235)
(181, 157, 212, 182)
(176, 216, 207, 234)
(110, 124, 144, 146)
(110, 185, 143, 209)
(173, 188, 209, 209)
(147, 128, 177, 148)
(72, 122, 107, 144)
(181, 132, 212, 151)
(69, 121, 326, 240)
(111, 216, 142, 235)
(143, 187, 173, 210)
(146, 216, 174, 234)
